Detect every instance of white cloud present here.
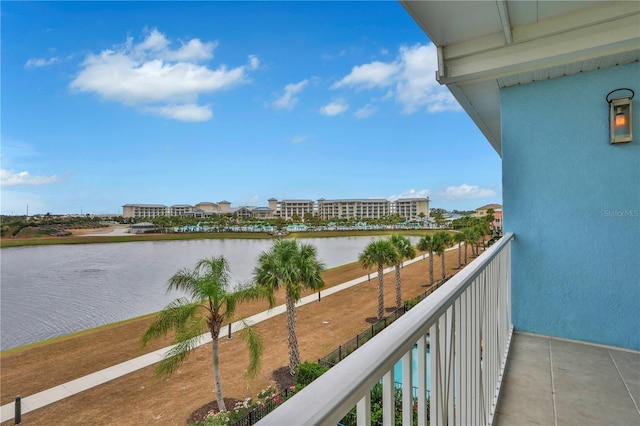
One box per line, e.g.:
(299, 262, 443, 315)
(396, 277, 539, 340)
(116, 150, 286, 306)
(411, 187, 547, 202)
(354, 104, 377, 119)
(439, 184, 497, 200)
(387, 189, 432, 202)
(332, 43, 460, 114)
(248, 55, 260, 70)
(25, 57, 59, 68)
(319, 99, 348, 116)
(144, 104, 213, 122)
(70, 28, 256, 122)
(1, 169, 61, 187)
(273, 80, 308, 110)
(395, 44, 460, 113)
(290, 135, 308, 144)
(331, 61, 399, 90)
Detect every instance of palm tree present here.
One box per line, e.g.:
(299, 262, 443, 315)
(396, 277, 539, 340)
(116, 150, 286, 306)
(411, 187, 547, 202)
(465, 227, 480, 257)
(453, 231, 466, 269)
(417, 234, 436, 287)
(141, 256, 271, 412)
(254, 239, 325, 376)
(433, 231, 452, 281)
(389, 234, 416, 310)
(359, 239, 399, 320)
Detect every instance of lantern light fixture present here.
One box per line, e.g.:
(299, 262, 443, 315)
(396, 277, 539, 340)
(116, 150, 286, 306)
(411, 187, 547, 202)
(606, 88, 634, 144)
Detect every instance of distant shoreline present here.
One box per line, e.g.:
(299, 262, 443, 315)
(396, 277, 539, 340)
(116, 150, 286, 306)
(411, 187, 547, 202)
(0, 228, 435, 248)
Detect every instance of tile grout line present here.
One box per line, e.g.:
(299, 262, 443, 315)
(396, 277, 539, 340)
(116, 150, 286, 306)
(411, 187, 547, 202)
(608, 349, 640, 416)
(548, 338, 558, 426)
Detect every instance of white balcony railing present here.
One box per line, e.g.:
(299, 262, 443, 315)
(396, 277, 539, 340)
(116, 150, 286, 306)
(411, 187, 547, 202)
(258, 232, 514, 426)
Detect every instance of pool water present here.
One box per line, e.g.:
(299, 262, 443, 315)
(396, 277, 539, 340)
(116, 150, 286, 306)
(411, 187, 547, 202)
(392, 345, 431, 397)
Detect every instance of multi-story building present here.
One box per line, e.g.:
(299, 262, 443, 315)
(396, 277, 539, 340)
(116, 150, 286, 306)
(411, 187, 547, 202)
(393, 197, 430, 220)
(276, 199, 315, 220)
(317, 198, 391, 220)
(122, 204, 169, 219)
(123, 197, 429, 220)
(169, 204, 194, 216)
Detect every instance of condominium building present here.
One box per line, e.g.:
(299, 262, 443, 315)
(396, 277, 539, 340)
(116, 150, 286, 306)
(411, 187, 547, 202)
(122, 204, 169, 219)
(274, 199, 315, 220)
(317, 198, 391, 220)
(122, 196, 429, 220)
(393, 197, 430, 219)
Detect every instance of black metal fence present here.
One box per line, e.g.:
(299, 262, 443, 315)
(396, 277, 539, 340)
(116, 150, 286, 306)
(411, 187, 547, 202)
(318, 276, 450, 368)
(318, 305, 407, 368)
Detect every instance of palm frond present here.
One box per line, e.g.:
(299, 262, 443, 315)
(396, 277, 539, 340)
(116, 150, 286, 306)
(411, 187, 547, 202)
(155, 334, 204, 377)
(239, 320, 264, 378)
(141, 298, 201, 346)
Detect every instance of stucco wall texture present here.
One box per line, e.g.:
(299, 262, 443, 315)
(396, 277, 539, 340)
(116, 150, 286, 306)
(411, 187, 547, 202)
(502, 62, 639, 350)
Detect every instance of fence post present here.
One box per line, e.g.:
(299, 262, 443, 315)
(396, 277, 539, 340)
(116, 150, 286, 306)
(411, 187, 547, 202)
(15, 395, 21, 425)
(356, 334, 359, 349)
(228, 323, 232, 339)
(318, 291, 321, 302)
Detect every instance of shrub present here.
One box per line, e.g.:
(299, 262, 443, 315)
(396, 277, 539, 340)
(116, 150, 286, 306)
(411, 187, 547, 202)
(295, 361, 329, 387)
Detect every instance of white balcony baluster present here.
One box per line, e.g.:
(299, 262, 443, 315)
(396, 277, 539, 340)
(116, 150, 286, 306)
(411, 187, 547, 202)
(258, 233, 514, 426)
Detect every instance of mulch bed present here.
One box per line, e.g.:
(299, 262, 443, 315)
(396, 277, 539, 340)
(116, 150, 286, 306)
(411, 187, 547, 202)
(186, 398, 240, 424)
(186, 366, 295, 424)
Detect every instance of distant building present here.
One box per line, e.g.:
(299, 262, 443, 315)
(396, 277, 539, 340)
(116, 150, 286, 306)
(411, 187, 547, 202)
(122, 196, 430, 220)
(317, 198, 390, 220)
(394, 198, 430, 220)
(475, 203, 503, 232)
(475, 203, 502, 217)
(129, 222, 157, 234)
(122, 204, 168, 219)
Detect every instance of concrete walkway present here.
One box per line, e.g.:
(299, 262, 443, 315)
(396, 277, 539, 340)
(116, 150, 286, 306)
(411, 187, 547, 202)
(1, 250, 446, 423)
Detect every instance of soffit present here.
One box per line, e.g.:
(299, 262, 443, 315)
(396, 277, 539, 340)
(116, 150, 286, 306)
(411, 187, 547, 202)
(400, 0, 640, 155)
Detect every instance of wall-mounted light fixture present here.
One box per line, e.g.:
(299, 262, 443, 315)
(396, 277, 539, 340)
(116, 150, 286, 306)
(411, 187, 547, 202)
(606, 88, 634, 144)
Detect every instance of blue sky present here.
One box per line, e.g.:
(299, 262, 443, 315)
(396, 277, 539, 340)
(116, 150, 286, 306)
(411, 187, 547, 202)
(1, 1, 502, 216)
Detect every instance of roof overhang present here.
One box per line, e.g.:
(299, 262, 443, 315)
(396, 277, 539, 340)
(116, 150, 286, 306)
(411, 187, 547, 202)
(400, 0, 640, 155)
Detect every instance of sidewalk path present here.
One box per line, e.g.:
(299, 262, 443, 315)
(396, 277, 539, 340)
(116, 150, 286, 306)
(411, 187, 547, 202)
(0, 248, 456, 423)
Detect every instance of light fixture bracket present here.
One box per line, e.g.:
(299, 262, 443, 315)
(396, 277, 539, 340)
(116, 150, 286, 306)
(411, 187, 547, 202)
(606, 88, 634, 144)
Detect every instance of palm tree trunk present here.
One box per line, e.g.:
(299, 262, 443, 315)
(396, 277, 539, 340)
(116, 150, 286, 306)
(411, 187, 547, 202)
(457, 243, 462, 269)
(464, 243, 468, 264)
(210, 337, 226, 412)
(377, 264, 384, 319)
(394, 264, 402, 310)
(441, 252, 446, 281)
(429, 251, 434, 286)
(285, 290, 300, 376)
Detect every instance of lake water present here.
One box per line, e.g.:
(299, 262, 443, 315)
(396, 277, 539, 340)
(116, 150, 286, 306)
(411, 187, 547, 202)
(0, 236, 396, 350)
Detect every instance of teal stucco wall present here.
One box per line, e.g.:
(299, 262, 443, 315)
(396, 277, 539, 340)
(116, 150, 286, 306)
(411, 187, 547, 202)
(502, 62, 640, 350)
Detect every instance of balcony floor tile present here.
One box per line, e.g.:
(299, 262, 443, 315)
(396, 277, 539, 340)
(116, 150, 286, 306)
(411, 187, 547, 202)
(495, 332, 640, 426)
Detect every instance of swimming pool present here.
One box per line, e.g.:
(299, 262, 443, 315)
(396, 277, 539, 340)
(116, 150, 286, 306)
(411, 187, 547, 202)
(392, 344, 431, 397)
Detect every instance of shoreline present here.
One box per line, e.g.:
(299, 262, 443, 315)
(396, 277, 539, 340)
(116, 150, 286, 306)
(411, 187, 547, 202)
(0, 227, 435, 248)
